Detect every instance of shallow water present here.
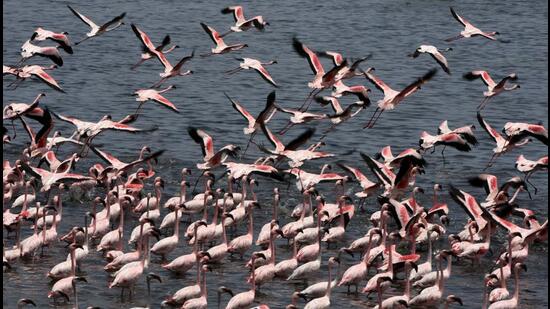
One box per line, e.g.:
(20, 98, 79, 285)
(3, 0, 548, 308)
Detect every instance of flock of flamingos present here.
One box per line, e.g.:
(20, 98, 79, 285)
(3, 3, 549, 309)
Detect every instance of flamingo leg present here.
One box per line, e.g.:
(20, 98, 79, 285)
(363, 108, 380, 129)
(75, 36, 92, 45)
(225, 67, 244, 75)
(130, 58, 146, 70)
(441, 145, 447, 165)
(191, 170, 206, 195)
(278, 122, 295, 135)
(524, 173, 538, 195)
(298, 88, 321, 112)
(367, 109, 384, 129)
(151, 77, 167, 89)
(477, 96, 491, 110)
(241, 131, 257, 159)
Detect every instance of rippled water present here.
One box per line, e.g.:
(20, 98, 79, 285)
(3, 0, 548, 308)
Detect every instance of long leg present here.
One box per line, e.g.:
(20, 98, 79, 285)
(300, 89, 323, 112)
(367, 109, 384, 128)
(441, 146, 447, 165)
(298, 88, 320, 111)
(225, 67, 244, 75)
(151, 77, 167, 89)
(191, 170, 206, 195)
(477, 96, 491, 110)
(484, 153, 500, 170)
(524, 173, 538, 195)
(241, 131, 257, 159)
(363, 108, 380, 129)
(75, 36, 92, 45)
(278, 122, 295, 135)
(130, 58, 146, 70)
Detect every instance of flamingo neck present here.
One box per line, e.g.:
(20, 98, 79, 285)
(269, 232, 275, 264)
(272, 195, 279, 221)
(499, 264, 506, 288)
(70, 248, 76, 276)
(363, 233, 375, 265)
(405, 262, 411, 299)
(513, 265, 520, 301)
(326, 262, 333, 297)
(211, 198, 219, 225)
(247, 206, 254, 237)
(482, 281, 489, 309)
(174, 208, 180, 238)
(427, 232, 432, 263)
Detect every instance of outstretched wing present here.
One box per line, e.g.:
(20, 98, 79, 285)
(188, 127, 215, 160)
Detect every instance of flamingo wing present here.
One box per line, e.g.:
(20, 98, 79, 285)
(188, 127, 215, 160)
(292, 37, 325, 75)
(67, 5, 99, 30)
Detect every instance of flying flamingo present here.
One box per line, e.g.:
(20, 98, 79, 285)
(67, 5, 126, 45)
(188, 127, 240, 171)
(29, 27, 72, 54)
(446, 7, 500, 42)
(221, 6, 269, 34)
(3, 64, 64, 92)
(503, 121, 548, 146)
(200, 23, 248, 57)
(477, 112, 531, 168)
(463, 71, 519, 110)
(515, 154, 548, 193)
(19, 40, 64, 66)
(409, 45, 452, 74)
(131, 24, 195, 87)
(133, 85, 179, 114)
(226, 57, 278, 87)
(275, 104, 328, 134)
(130, 31, 178, 70)
(363, 68, 437, 128)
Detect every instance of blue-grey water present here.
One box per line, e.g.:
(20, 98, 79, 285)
(3, 0, 548, 308)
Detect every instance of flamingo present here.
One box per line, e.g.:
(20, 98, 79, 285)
(227, 200, 256, 259)
(363, 68, 437, 128)
(275, 104, 328, 134)
(3, 65, 64, 92)
(130, 29, 178, 70)
(19, 40, 63, 66)
(221, 6, 269, 34)
(30, 28, 72, 54)
(375, 261, 417, 309)
(488, 263, 527, 309)
(162, 256, 207, 306)
(338, 228, 382, 293)
(200, 23, 248, 57)
(409, 253, 446, 307)
(248, 226, 279, 288)
(48, 243, 85, 302)
(226, 57, 278, 87)
(223, 253, 266, 309)
(67, 5, 126, 45)
(363, 243, 395, 295)
(181, 263, 210, 309)
(131, 24, 195, 87)
(409, 45, 452, 74)
(464, 71, 519, 110)
(256, 188, 280, 247)
(303, 256, 338, 309)
(515, 154, 548, 193)
(477, 112, 531, 168)
(446, 7, 500, 41)
(162, 220, 205, 273)
(133, 85, 179, 114)
(150, 205, 183, 259)
(204, 213, 231, 263)
(503, 121, 548, 146)
(188, 127, 240, 171)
